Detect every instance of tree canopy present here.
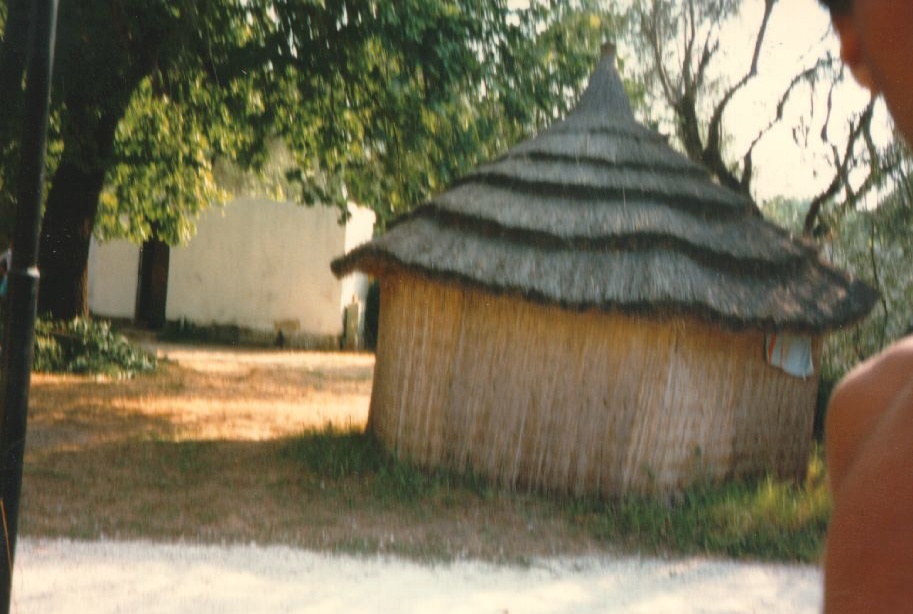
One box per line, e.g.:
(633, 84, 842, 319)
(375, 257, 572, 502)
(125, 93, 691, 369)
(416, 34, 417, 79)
(0, 0, 626, 319)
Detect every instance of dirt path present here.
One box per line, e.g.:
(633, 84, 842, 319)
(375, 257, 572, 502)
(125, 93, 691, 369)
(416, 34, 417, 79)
(14, 537, 821, 613)
(24, 343, 603, 560)
(143, 342, 377, 437)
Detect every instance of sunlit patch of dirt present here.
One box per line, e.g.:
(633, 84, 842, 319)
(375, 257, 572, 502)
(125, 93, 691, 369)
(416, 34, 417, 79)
(28, 348, 373, 449)
(21, 344, 611, 563)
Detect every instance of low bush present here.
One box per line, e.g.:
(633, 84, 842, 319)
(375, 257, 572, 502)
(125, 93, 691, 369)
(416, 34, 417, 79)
(33, 317, 157, 377)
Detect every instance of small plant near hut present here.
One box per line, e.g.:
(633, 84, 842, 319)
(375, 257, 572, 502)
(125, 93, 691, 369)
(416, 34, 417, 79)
(285, 426, 829, 563)
(33, 317, 156, 377)
(568, 447, 830, 563)
(281, 425, 496, 507)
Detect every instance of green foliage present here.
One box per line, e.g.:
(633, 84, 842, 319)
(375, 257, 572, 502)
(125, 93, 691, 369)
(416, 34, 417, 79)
(285, 426, 828, 561)
(284, 426, 387, 479)
(818, 153, 913, 376)
(570, 450, 830, 563)
(33, 318, 157, 377)
(275, 0, 629, 225)
(282, 425, 493, 505)
(4, 0, 633, 319)
(761, 195, 806, 235)
(49, 0, 630, 237)
(96, 78, 231, 244)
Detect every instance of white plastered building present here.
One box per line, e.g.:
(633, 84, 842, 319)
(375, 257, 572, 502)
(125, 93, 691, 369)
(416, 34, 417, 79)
(88, 197, 375, 348)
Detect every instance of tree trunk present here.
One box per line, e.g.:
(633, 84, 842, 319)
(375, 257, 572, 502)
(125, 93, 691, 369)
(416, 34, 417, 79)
(0, 0, 34, 236)
(35, 74, 127, 319)
(20, 1, 165, 320)
(0, 0, 31, 141)
(36, 161, 105, 320)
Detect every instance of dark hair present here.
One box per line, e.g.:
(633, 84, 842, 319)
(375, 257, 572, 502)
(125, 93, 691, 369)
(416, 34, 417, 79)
(819, 0, 852, 14)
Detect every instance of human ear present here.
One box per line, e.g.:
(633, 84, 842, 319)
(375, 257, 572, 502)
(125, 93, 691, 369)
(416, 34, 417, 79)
(832, 14, 878, 92)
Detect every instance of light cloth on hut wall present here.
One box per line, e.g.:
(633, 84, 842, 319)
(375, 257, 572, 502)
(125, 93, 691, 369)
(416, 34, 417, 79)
(765, 333, 814, 378)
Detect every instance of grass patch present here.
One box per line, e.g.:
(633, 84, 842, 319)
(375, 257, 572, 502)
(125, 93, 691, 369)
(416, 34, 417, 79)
(281, 426, 387, 479)
(282, 427, 829, 563)
(281, 425, 495, 506)
(569, 448, 830, 563)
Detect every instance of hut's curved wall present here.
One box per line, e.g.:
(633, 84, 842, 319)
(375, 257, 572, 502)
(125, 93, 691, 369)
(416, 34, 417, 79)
(371, 273, 819, 498)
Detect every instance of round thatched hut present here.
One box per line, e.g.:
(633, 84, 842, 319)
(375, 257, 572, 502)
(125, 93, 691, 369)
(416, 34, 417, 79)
(332, 49, 876, 498)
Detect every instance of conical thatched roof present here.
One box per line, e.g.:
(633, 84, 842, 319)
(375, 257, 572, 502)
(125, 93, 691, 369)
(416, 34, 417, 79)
(333, 49, 877, 334)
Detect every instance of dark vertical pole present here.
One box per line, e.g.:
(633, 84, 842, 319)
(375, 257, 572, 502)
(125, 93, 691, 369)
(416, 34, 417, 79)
(0, 0, 59, 611)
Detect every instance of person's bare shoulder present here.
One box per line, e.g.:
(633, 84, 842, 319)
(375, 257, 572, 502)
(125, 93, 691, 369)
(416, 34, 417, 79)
(825, 335, 913, 493)
(824, 377, 913, 613)
(840, 335, 913, 384)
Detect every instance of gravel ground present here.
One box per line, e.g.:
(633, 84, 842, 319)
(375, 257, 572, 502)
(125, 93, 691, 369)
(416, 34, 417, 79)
(12, 538, 821, 613)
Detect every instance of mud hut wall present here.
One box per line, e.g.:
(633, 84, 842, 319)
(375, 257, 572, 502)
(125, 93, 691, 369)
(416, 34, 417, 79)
(368, 274, 461, 463)
(730, 337, 822, 479)
(370, 273, 819, 497)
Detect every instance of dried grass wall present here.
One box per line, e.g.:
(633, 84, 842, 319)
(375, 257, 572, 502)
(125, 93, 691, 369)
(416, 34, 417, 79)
(370, 272, 820, 498)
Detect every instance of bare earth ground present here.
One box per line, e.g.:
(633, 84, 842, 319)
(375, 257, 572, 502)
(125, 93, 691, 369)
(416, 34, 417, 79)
(22, 343, 603, 559)
(14, 343, 822, 612)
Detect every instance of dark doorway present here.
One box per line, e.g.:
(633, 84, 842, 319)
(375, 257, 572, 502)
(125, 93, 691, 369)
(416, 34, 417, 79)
(135, 238, 170, 329)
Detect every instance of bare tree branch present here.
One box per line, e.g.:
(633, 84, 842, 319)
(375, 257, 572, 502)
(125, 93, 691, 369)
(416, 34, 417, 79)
(631, 0, 883, 219)
(748, 0, 776, 73)
(866, 217, 889, 349)
(641, 2, 677, 104)
(742, 55, 836, 169)
(693, 28, 718, 90)
(804, 99, 876, 235)
(703, 0, 776, 182)
(682, 0, 697, 92)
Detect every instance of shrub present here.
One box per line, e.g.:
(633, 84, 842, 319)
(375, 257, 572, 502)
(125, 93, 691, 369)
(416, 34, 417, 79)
(33, 318, 157, 377)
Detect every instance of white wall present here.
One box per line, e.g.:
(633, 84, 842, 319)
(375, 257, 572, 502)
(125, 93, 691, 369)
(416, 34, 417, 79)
(88, 198, 374, 339)
(88, 239, 140, 320)
(339, 204, 376, 312)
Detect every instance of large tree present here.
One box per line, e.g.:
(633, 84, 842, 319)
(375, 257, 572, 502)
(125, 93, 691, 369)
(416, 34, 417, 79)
(628, 0, 895, 234)
(2, 0, 261, 318)
(1, 0, 624, 320)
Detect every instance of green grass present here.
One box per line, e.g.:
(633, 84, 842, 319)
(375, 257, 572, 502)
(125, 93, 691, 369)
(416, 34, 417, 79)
(568, 449, 830, 562)
(280, 425, 495, 506)
(282, 426, 830, 563)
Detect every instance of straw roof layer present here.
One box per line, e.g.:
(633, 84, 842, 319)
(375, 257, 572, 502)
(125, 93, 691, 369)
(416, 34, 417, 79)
(333, 50, 877, 334)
